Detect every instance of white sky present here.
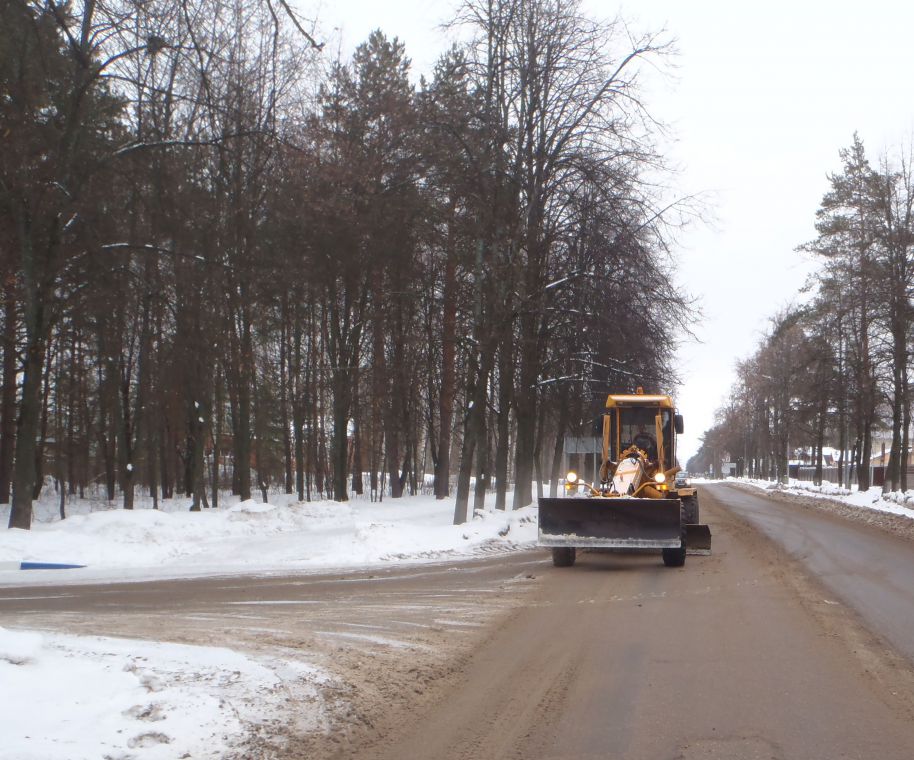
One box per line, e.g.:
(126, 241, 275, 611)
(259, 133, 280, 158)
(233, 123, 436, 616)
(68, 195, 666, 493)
(306, 0, 914, 463)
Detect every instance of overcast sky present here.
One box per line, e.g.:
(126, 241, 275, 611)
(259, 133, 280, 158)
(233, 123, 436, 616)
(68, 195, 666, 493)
(309, 0, 914, 463)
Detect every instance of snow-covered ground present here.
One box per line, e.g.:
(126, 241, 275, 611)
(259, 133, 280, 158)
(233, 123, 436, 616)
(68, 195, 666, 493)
(0, 490, 538, 586)
(728, 476, 914, 521)
(0, 489, 538, 759)
(0, 626, 327, 760)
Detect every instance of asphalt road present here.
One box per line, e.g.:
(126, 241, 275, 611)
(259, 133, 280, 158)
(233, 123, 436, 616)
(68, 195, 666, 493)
(715, 482, 914, 664)
(3, 484, 914, 759)
(358, 484, 914, 760)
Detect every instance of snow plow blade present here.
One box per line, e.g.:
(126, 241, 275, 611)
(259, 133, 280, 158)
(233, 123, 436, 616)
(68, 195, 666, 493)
(686, 523, 712, 555)
(538, 497, 682, 549)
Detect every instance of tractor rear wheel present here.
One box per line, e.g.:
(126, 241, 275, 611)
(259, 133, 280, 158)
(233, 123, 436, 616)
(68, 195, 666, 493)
(682, 494, 699, 524)
(552, 547, 576, 567)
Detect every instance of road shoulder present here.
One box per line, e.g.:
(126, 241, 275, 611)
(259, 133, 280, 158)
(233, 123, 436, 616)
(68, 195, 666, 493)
(726, 479, 914, 542)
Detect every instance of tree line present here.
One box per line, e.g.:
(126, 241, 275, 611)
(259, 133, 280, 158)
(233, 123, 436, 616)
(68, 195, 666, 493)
(2, 0, 692, 529)
(692, 134, 914, 492)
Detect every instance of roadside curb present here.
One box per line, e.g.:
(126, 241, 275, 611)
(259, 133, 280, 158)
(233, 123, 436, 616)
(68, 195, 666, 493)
(0, 561, 87, 570)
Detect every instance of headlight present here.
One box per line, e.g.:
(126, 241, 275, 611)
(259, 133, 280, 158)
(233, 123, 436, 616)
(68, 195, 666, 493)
(654, 472, 666, 483)
(565, 471, 578, 484)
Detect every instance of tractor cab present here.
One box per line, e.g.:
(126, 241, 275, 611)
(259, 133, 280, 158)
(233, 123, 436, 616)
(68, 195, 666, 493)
(603, 390, 683, 473)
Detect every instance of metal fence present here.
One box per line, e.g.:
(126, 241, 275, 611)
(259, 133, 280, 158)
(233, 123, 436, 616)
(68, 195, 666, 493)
(789, 464, 885, 487)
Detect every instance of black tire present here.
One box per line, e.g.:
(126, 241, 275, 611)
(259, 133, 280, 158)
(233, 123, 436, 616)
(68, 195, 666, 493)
(682, 495, 699, 525)
(662, 497, 689, 567)
(662, 545, 686, 567)
(552, 547, 576, 567)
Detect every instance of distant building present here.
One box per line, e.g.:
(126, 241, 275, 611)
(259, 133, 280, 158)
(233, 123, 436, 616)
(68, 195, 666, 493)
(868, 429, 914, 467)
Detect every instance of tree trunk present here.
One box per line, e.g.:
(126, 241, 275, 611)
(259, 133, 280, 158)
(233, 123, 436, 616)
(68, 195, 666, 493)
(119, 370, 134, 510)
(331, 369, 351, 501)
(435, 204, 458, 499)
(512, 392, 536, 508)
(472, 395, 488, 513)
(280, 301, 294, 494)
(454, 400, 479, 524)
(252, 367, 268, 504)
(533, 400, 547, 501)
(837, 328, 847, 487)
(188, 398, 209, 511)
(512, 311, 539, 509)
(814, 403, 825, 487)
(494, 339, 513, 509)
(9, 321, 46, 529)
(148, 416, 158, 510)
(859, 417, 873, 491)
(32, 344, 53, 501)
(293, 310, 305, 501)
(887, 322, 904, 491)
(549, 397, 569, 498)
(454, 332, 495, 523)
(99, 366, 117, 501)
(236, 315, 253, 501)
(902, 363, 910, 493)
(351, 412, 364, 495)
(0, 275, 17, 505)
(212, 366, 224, 511)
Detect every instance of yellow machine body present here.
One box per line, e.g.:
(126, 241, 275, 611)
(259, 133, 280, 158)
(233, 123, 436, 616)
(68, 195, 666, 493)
(538, 388, 711, 567)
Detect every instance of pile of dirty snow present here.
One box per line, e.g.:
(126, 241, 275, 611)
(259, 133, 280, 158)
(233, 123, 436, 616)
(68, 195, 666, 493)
(737, 478, 914, 521)
(0, 625, 327, 760)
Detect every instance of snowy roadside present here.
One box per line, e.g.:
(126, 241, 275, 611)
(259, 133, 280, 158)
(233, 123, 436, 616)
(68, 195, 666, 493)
(0, 491, 539, 587)
(0, 490, 539, 759)
(0, 625, 328, 760)
(734, 476, 914, 521)
(718, 477, 914, 542)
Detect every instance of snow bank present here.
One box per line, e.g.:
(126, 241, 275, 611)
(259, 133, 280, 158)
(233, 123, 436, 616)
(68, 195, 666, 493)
(0, 625, 327, 760)
(0, 491, 539, 586)
(736, 477, 914, 521)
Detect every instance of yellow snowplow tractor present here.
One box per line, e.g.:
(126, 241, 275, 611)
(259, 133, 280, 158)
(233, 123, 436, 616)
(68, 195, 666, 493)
(538, 388, 711, 568)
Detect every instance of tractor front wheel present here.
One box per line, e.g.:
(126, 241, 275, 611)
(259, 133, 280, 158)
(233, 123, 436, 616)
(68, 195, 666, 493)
(552, 547, 576, 567)
(662, 545, 686, 567)
(663, 498, 690, 567)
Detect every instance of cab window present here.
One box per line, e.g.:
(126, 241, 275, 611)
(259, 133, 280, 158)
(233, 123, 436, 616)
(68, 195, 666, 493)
(619, 407, 658, 458)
